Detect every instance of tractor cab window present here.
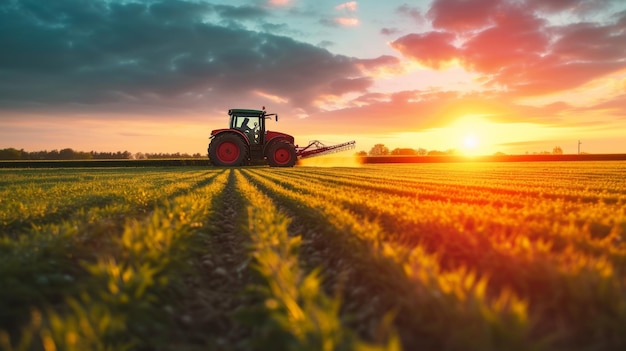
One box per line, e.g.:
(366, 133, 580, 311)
(233, 116, 261, 144)
(233, 116, 250, 130)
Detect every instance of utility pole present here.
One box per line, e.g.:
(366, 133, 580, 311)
(578, 140, 582, 154)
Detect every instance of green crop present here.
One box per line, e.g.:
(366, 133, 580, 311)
(1, 162, 625, 351)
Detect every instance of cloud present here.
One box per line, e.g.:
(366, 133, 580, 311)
(268, 0, 292, 6)
(460, 7, 550, 73)
(355, 55, 405, 76)
(427, 0, 502, 32)
(582, 93, 626, 117)
(328, 77, 373, 95)
(322, 1, 359, 27)
(334, 17, 360, 27)
(389, 0, 626, 96)
(527, 0, 612, 14)
(320, 17, 359, 27)
(380, 27, 401, 36)
(336, 2, 358, 12)
(297, 86, 604, 137)
(390, 32, 459, 69)
(396, 4, 425, 24)
(0, 0, 366, 115)
(213, 4, 270, 20)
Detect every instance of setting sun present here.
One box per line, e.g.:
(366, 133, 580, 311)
(463, 133, 479, 152)
(445, 115, 494, 155)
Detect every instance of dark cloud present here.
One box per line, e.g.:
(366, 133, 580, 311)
(380, 27, 400, 36)
(213, 4, 269, 20)
(0, 0, 365, 113)
(552, 21, 626, 62)
(427, 0, 502, 31)
(396, 4, 425, 24)
(149, 0, 214, 21)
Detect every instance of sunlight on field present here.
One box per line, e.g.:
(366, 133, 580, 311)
(2, 162, 626, 351)
(298, 155, 362, 167)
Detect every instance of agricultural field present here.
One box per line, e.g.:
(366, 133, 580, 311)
(1, 162, 625, 351)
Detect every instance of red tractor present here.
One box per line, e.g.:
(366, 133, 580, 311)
(208, 108, 355, 167)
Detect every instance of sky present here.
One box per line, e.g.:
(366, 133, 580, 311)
(1, 0, 625, 156)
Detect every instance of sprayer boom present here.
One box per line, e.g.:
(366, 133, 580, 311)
(296, 140, 356, 159)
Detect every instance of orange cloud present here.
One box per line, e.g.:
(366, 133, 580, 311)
(268, 0, 291, 6)
(334, 17, 359, 26)
(356, 55, 406, 77)
(254, 90, 289, 104)
(390, 32, 459, 69)
(336, 1, 358, 12)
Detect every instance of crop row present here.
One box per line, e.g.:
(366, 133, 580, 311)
(240, 162, 626, 350)
(233, 170, 397, 351)
(241, 168, 535, 350)
(1, 168, 230, 350)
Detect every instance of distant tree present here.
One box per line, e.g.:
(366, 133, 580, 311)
(48, 149, 60, 159)
(553, 146, 563, 155)
(59, 148, 76, 159)
(427, 150, 446, 156)
(416, 148, 427, 156)
(78, 151, 92, 159)
(369, 144, 389, 156)
(355, 151, 367, 157)
(391, 148, 417, 156)
(493, 151, 507, 156)
(0, 148, 22, 160)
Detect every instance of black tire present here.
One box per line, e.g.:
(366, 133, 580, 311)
(208, 134, 248, 166)
(267, 140, 297, 167)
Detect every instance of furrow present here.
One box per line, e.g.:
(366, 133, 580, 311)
(241, 168, 537, 351)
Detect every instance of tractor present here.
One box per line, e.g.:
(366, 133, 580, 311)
(208, 108, 355, 167)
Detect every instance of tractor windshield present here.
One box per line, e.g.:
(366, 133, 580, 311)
(230, 114, 262, 144)
(233, 116, 252, 130)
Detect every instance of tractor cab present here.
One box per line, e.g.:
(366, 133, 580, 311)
(228, 109, 276, 145)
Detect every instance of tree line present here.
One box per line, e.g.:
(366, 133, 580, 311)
(361, 144, 458, 157)
(360, 144, 565, 156)
(0, 148, 205, 160)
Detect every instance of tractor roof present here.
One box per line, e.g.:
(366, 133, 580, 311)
(228, 109, 264, 117)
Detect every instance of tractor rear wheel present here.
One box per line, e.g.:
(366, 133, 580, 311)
(209, 134, 248, 166)
(267, 140, 297, 167)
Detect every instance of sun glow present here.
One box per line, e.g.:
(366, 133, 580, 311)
(463, 133, 479, 150)
(447, 115, 494, 155)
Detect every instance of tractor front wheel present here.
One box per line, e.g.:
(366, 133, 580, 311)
(208, 134, 248, 166)
(267, 141, 297, 167)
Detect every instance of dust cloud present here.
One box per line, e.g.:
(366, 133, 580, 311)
(297, 155, 362, 167)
